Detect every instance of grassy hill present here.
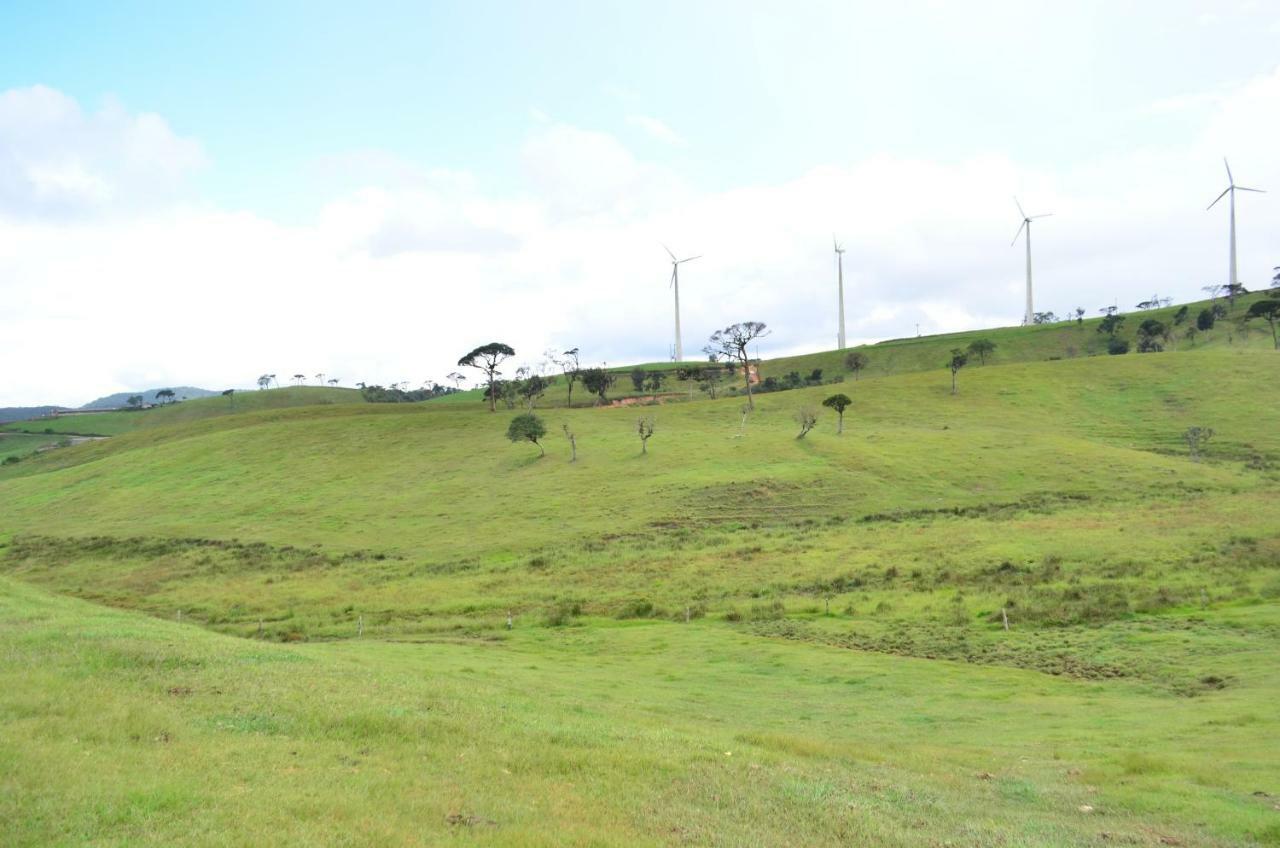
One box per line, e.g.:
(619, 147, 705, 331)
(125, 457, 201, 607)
(2, 304, 1278, 845)
(1, 386, 364, 441)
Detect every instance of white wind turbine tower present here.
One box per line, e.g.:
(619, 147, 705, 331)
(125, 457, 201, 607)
(663, 245, 701, 361)
(833, 236, 847, 349)
(1207, 158, 1265, 291)
(1011, 197, 1052, 326)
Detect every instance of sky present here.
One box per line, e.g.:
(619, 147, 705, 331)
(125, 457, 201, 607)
(1, 0, 1278, 406)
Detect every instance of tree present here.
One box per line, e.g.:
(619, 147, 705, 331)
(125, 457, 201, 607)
(506, 413, 546, 456)
(562, 424, 577, 463)
(1033, 311, 1057, 324)
(155, 388, 176, 404)
(126, 394, 144, 409)
(327, 378, 339, 386)
(1074, 307, 1086, 324)
(446, 371, 466, 390)
(315, 373, 325, 386)
(1172, 305, 1189, 325)
(222, 388, 236, 409)
(551, 348, 581, 408)
(947, 349, 968, 395)
(1184, 326, 1198, 346)
(706, 321, 769, 409)
(459, 342, 516, 412)
(822, 393, 852, 434)
(292, 374, 306, 386)
(1196, 308, 1216, 332)
(1245, 299, 1280, 349)
(1136, 319, 1167, 353)
(698, 367, 725, 399)
(794, 406, 817, 439)
(1107, 337, 1130, 355)
(518, 373, 548, 408)
(966, 338, 996, 365)
(636, 417, 655, 455)
(843, 351, 869, 380)
(647, 371, 667, 392)
(630, 367, 649, 393)
(257, 374, 271, 391)
(1098, 314, 1126, 337)
(1223, 283, 1247, 309)
(1183, 426, 1214, 463)
(579, 367, 614, 405)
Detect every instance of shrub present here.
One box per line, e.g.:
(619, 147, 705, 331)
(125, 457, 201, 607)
(615, 598, 656, 619)
(1107, 337, 1130, 355)
(543, 599, 582, 627)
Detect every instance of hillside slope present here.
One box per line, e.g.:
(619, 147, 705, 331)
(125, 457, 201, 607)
(2, 328, 1278, 846)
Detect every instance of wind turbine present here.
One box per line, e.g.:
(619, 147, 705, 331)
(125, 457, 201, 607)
(1207, 158, 1265, 291)
(663, 245, 701, 361)
(833, 237, 847, 349)
(1011, 198, 1052, 326)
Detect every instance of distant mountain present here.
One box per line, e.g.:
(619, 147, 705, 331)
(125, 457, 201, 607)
(80, 387, 218, 410)
(0, 406, 67, 424)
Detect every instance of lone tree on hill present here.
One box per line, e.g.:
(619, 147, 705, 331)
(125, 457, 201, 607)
(507, 413, 547, 457)
(1136, 319, 1167, 353)
(579, 367, 614, 405)
(257, 374, 271, 390)
(1183, 426, 1214, 463)
(843, 350, 869, 380)
(126, 394, 144, 409)
(551, 347, 581, 407)
(706, 321, 769, 409)
(1098, 313, 1126, 337)
(1245, 299, 1280, 349)
(822, 393, 852, 434)
(459, 342, 516, 412)
(518, 373, 549, 408)
(947, 349, 968, 395)
(966, 338, 996, 365)
(155, 388, 176, 404)
(293, 374, 306, 386)
(446, 371, 466, 390)
(637, 416, 655, 454)
(698, 367, 725, 398)
(222, 388, 235, 409)
(562, 423, 577, 463)
(794, 406, 817, 439)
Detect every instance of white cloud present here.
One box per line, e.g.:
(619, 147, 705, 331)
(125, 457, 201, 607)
(0, 86, 204, 219)
(626, 115, 686, 147)
(2, 69, 1280, 406)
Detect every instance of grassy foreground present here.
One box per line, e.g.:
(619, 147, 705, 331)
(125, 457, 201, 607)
(3, 577, 1278, 847)
(2, 310, 1279, 845)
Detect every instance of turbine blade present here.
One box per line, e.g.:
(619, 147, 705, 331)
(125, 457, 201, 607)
(679, 255, 703, 263)
(662, 243, 676, 262)
(1030, 213, 1054, 219)
(1224, 157, 1233, 185)
(1010, 220, 1026, 246)
(1013, 196, 1026, 218)
(1235, 186, 1266, 193)
(1207, 186, 1230, 210)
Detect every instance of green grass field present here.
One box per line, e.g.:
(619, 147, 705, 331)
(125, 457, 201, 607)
(2, 298, 1278, 846)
